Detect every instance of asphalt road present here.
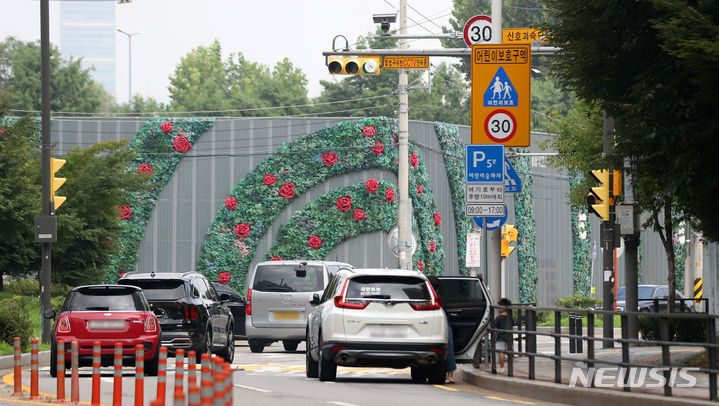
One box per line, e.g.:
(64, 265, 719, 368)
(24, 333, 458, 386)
(0, 340, 569, 406)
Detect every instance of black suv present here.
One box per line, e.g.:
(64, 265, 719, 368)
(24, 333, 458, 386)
(119, 271, 235, 362)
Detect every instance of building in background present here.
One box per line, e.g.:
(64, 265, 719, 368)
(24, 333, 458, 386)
(59, 1, 116, 98)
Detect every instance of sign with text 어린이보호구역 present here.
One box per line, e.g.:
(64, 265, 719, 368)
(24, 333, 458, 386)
(471, 44, 531, 147)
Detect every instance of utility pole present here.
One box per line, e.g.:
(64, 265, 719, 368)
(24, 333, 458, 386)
(40, 0, 53, 344)
(601, 113, 616, 348)
(621, 159, 639, 340)
(397, 0, 412, 270)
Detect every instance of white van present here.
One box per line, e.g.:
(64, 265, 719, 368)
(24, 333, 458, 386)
(245, 260, 353, 353)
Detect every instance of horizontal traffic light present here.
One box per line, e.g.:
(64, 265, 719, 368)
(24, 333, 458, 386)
(328, 56, 381, 75)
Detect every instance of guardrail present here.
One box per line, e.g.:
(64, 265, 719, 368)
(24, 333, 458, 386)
(487, 305, 719, 401)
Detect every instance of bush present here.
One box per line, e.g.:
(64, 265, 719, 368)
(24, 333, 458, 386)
(0, 297, 32, 348)
(638, 316, 707, 343)
(6, 277, 39, 297)
(555, 294, 602, 309)
(51, 296, 65, 315)
(52, 283, 73, 298)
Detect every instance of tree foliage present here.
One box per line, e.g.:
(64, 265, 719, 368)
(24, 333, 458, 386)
(0, 36, 108, 113)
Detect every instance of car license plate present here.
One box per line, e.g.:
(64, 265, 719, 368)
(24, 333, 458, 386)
(88, 320, 126, 330)
(273, 311, 299, 320)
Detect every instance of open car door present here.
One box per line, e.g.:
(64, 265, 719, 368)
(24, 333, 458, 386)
(437, 276, 492, 362)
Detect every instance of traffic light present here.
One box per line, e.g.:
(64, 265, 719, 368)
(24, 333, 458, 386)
(327, 56, 380, 75)
(51, 158, 67, 210)
(501, 224, 517, 257)
(587, 169, 609, 221)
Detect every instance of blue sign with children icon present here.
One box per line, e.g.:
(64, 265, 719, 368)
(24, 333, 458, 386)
(483, 67, 518, 107)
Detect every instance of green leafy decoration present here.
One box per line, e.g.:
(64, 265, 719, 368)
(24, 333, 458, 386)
(106, 118, 215, 280)
(568, 168, 592, 296)
(510, 149, 538, 303)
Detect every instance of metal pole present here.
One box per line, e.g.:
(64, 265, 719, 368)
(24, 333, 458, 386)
(487, 0, 503, 303)
(128, 35, 132, 101)
(624, 160, 639, 339)
(602, 113, 615, 348)
(40, 0, 53, 345)
(397, 0, 411, 270)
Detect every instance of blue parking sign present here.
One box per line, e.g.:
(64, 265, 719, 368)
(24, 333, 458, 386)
(466, 144, 505, 183)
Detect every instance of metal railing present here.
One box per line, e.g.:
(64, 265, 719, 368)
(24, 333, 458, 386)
(487, 304, 719, 401)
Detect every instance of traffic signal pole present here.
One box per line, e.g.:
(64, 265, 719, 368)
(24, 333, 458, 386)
(397, 0, 412, 270)
(40, 0, 53, 344)
(601, 113, 615, 348)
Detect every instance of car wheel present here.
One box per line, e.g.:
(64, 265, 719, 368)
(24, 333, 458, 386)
(305, 332, 319, 379)
(218, 325, 235, 363)
(50, 341, 57, 378)
(283, 340, 299, 352)
(248, 339, 265, 353)
(317, 334, 336, 382)
(145, 349, 159, 377)
(410, 366, 427, 383)
(427, 361, 447, 385)
(202, 326, 213, 355)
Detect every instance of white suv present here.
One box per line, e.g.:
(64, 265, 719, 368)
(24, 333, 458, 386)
(305, 268, 449, 383)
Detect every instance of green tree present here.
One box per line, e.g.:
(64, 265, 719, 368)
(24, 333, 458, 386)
(541, 0, 719, 310)
(409, 62, 470, 125)
(0, 116, 41, 290)
(0, 36, 108, 113)
(168, 40, 230, 113)
(51, 140, 147, 286)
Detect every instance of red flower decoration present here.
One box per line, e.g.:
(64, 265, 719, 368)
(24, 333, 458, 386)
(433, 212, 442, 226)
(173, 136, 191, 153)
(225, 196, 238, 210)
(160, 121, 173, 134)
(429, 241, 436, 253)
(120, 272, 127, 279)
(365, 179, 379, 193)
(308, 235, 322, 249)
(0, 128, 5, 136)
(385, 188, 395, 203)
(362, 125, 376, 138)
(263, 173, 277, 186)
(322, 152, 338, 166)
(234, 223, 251, 238)
(335, 196, 352, 212)
(137, 163, 153, 175)
(270, 256, 284, 261)
(371, 142, 385, 155)
(416, 185, 423, 194)
(418, 260, 424, 271)
(278, 183, 295, 199)
(218, 272, 231, 285)
(410, 152, 419, 168)
(352, 209, 366, 221)
(119, 205, 132, 220)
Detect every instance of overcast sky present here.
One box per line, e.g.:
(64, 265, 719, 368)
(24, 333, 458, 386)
(1, 0, 458, 105)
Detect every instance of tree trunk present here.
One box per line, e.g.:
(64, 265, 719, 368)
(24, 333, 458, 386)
(655, 202, 676, 313)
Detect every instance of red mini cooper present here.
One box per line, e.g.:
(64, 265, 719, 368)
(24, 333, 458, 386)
(47, 284, 161, 377)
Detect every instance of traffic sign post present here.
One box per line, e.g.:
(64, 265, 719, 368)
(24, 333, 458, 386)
(463, 15, 492, 47)
(466, 144, 504, 183)
(503, 156, 522, 193)
(471, 44, 531, 147)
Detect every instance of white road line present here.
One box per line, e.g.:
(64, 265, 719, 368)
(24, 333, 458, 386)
(327, 401, 358, 406)
(234, 384, 272, 393)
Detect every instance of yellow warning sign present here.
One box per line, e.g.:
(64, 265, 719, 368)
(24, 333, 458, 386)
(382, 56, 430, 70)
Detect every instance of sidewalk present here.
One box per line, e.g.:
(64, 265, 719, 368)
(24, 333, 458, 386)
(458, 333, 716, 406)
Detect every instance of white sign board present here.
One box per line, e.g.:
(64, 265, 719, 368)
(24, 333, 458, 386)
(466, 183, 504, 204)
(466, 204, 505, 217)
(465, 232, 481, 268)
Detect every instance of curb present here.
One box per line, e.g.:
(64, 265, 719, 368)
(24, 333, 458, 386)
(459, 365, 715, 406)
(0, 352, 51, 370)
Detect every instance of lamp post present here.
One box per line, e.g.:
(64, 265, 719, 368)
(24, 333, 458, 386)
(117, 29, 141, 101)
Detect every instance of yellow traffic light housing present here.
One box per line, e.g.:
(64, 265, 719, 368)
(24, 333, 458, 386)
(327, 56, 381, 75)
(51, 158, 67, 209)
(588, 169, 609, 221)
(501, 224, 517, 257)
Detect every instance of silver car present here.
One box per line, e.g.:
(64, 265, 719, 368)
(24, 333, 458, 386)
(245, 260, 353, 353)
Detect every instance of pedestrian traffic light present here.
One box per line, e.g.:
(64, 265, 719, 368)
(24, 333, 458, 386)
(588, 169, 609, 221)
(327, 56, 381, 75)
(51, 158, 67, 210)
(501, 224, 517, 257)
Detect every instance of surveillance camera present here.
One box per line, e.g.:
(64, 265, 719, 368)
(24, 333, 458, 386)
(372, 13, 397, 24)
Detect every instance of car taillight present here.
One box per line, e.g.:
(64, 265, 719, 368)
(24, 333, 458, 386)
(246, 289, 252, 316)
(57, 315, 71, 333)
(333, 279, 369, 310)
(184, 306, 199, 321)
(145, 315, 158, 332)
(409, 281, 443, 311)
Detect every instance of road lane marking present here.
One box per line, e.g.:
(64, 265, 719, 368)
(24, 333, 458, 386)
(486, 395, 535, 404)
(328, 401, 359, 406)
(433, 384, 459, 391)
(234, 384, 272, 393)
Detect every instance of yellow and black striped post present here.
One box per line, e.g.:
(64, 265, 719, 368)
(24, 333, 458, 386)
(694, 277, 704, 303)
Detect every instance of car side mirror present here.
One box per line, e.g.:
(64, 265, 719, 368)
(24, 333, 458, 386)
(220, 293, 232, 302)
(309, 293, 320, 306)
(153, 308, 166, 317)
(43, 309, 57, 320)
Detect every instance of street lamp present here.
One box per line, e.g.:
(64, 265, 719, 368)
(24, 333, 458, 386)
(117, 29, 142, 102)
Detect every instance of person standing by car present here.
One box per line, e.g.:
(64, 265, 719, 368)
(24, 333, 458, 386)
(428, 276, 457, 384)
(494, 298, 513, 372)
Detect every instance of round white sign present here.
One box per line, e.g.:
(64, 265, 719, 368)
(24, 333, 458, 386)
(386, 227, 417, 258)
(484, 109, 517, 142)
(463, 15, 493, 47)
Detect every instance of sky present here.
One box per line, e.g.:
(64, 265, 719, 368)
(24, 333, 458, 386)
(1, 0, 458, 105)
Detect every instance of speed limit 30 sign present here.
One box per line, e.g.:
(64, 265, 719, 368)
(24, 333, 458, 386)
(471, 44, 531, 147)
(463, 15, 492, 47)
